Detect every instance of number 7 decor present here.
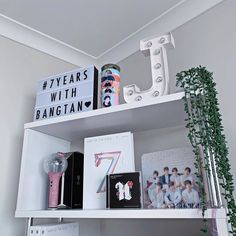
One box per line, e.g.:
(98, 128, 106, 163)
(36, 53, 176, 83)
(123, 32, 175, 103)
(83, 132, 135, 209)
(95, 151, 121, 193)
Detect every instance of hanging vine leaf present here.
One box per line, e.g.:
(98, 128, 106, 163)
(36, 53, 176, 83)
(176, 66, 236, 234)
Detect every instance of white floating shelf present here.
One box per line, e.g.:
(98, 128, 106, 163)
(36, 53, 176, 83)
(25, 92, 185, 140)
(15, 208, 226, 219)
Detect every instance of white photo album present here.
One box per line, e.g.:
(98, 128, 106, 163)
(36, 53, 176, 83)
(83, 132, 135, 209)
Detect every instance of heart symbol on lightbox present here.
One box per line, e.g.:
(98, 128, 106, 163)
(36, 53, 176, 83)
(85, 101, 91, 108)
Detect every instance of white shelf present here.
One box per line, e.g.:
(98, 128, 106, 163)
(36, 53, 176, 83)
(15, 208, 226, 219)
(25, 92, 185, 140)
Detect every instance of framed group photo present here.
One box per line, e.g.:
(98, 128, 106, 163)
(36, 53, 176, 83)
(141, 147, 201, 209)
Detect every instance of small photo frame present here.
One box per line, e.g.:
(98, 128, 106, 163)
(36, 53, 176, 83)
(107, 172, 142, 209)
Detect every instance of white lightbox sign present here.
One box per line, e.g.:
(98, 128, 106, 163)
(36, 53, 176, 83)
(34, 66, 98, 121)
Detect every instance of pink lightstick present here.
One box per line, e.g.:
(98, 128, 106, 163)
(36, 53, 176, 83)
(43, 152, 68, 209)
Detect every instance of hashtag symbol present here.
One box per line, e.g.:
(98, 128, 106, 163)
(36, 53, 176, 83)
(42, 81, 47, 90)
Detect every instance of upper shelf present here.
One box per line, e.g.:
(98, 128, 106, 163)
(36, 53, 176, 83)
(25, 92, 185, 141)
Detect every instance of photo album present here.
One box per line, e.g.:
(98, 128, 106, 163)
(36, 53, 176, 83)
(83, 132, 135, 209)
(142, 147, 201, 209)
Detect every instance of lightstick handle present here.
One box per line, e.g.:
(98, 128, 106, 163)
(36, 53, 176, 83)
(48, 172, 62, 208)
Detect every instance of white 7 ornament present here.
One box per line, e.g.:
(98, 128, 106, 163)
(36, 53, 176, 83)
(95, 151, 121, 193)
(123, 32, 175, 103)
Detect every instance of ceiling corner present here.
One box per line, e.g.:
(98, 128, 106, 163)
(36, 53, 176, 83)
(0, 13, 97, 67)
(0, 0, 224, 68)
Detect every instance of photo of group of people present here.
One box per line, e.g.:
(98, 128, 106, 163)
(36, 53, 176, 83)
(144, 166, 200, 208)
(142, 147, 202, 209)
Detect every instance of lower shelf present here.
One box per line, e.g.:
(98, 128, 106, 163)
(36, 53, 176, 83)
(15, 208, 227, 219)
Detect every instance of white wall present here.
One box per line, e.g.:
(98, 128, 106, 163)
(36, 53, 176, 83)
(119, 0, 236, 190)
(1, 0, 235, 235)
(118, 0, 236, 234)
(169, 0, 236, 188)
(0, 36, 76, 236)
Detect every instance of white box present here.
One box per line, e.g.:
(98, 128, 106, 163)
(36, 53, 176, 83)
(83, 132, 135, 209)
(29, 222, 79, 236)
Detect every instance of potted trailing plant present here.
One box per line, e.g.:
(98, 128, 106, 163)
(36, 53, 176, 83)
(176, 66, 236, 234)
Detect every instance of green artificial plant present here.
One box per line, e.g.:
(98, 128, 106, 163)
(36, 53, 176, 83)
(176, 66, 236, 234)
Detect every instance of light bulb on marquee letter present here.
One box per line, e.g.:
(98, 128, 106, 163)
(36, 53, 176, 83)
(123, 32, 175, 103)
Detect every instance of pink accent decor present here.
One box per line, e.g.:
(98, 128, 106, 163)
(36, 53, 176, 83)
(48, 172, 62, 208)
